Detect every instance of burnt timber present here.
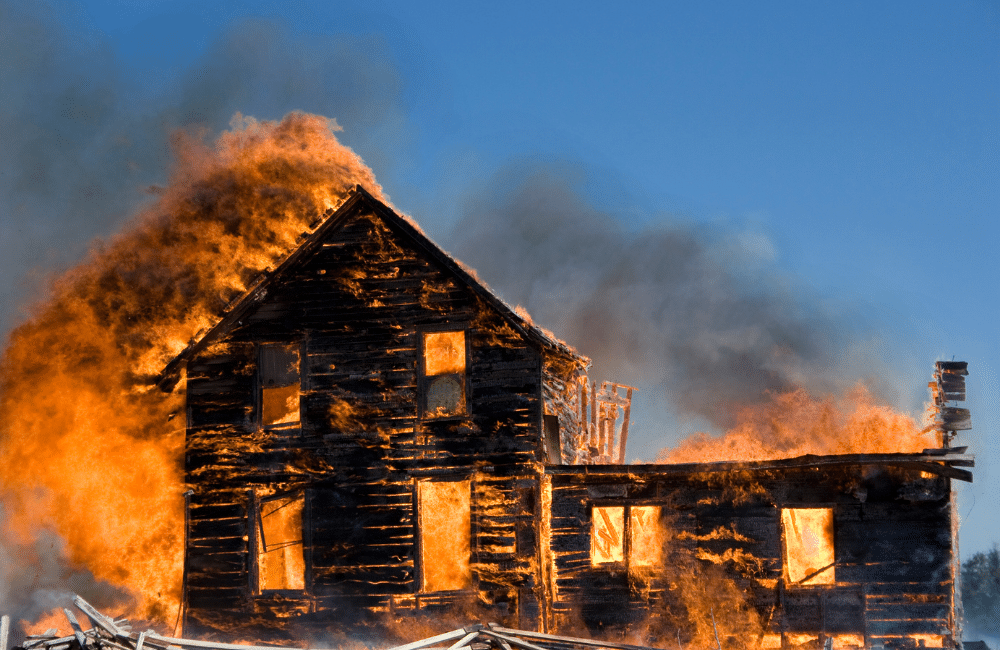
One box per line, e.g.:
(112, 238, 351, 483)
(159, 186, 973, 648)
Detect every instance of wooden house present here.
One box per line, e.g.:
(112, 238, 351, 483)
(158, 187, 973, 649)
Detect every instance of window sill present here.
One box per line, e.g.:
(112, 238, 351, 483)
(420, 414, 468, 423)
(261, 423, 302, 431)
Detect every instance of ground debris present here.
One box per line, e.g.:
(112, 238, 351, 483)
(5, 597, 667, 650)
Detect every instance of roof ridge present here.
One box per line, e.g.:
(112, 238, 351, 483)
(156, 184, 586, 391)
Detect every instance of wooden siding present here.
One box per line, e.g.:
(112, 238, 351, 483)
(546, 465, 957, 646)
(183, 209, 547, 636)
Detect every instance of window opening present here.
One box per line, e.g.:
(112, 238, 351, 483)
(592, 506, 624, 564)
(422, 331, 466, 418)
(256, 492, 305, 591)
(629, 506, 661, 566)
(260, 344, 300, 427)
(782, 508, 835, 586)
(417, 480, 471, 591)
(591, 505, 661, 567)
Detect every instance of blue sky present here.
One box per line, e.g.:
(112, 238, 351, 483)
(2, 1, 998, 556)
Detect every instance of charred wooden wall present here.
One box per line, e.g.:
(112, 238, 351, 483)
(546, 465, 957, 646)
(183, 208, 563, 636)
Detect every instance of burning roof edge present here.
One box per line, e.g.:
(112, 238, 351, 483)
(550, 450, 974, 482)
(156, 185, 589, 391)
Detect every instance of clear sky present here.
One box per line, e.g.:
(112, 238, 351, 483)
(1, 0, 997, 557)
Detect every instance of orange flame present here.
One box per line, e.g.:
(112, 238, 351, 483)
(0, 111, 384, 623)
(658, 384, 936, 464)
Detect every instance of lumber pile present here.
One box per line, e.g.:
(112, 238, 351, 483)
(3, 596, 665, 650)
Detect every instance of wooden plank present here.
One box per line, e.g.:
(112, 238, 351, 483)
(380, 629, 471, 650)
(446, 632, 480, 650)
(487, 625, 666, 650)
(73, 595, 126, 640)
(146, 632, 309, 650)
(41, 635, 76, 648)
(0, 615, 9, 650)
(61, 609, 88, 650)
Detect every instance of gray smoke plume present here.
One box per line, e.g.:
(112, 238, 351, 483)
(450, 164, 850, 430)
(0, 0, 407, 623)
(0, 0, 405, 336)
(0, 506, 132, 625)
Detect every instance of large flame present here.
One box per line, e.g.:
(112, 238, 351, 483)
(0, 112, 383, 623)
(658, 384, 937, 464)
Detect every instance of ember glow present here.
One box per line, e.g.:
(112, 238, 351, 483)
(0, 112, 383, 623)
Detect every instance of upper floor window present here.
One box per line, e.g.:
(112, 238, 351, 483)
(259, 344, 300, 427)
(591, 505, 661, 568)
(421, 330, 466, 418)
(781, 508, 835, 586)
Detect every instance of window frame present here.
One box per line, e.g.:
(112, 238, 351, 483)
(589, 502, 662, 570)
(417, 325, 470, 422)
(256, 341, 304, 430)
(249, 488, 310, 595)
(780, 506, 836, 588)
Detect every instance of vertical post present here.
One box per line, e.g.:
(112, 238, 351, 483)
(247, 488, 259, 596)
(0, 614, 10, 650)
(176, 489, 193, 636)
(618, 388, 632, 463)
(598, 404, 607, 459)
(590, 381, 598, 454)
(949, 475, 962, 646)
(609, 385, 619, 460)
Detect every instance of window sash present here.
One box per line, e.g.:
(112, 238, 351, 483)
(420, 330, 467, 419)
(591, 505, 661, 567)
(259, 344, 301, 427)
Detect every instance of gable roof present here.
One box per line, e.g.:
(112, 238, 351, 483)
(157, 185, 588, 390)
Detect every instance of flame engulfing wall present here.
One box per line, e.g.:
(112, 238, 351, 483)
(0, 113, 383, 622)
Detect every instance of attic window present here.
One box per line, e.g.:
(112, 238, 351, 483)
(260, 344, 300, 427)
(782, 508, 835, 586)
(421, 331, 466, 418)
(255, 492, 305, 592)
(591, 505, 661, 567)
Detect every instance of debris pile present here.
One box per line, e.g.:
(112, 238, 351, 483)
(3, 597, 666, 650)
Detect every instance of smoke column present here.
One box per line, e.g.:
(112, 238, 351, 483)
(450, 165, 933, 458)
(450, 165, 843, 426)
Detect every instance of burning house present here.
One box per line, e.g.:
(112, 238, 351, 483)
(156, 186, 973, 648)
